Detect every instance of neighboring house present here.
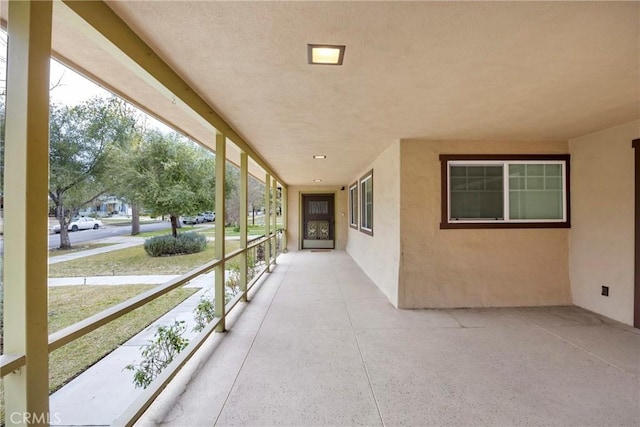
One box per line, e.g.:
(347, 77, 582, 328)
(78, 196, 131, 217)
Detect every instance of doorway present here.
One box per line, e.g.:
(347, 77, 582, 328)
(301, 193, 335, 249)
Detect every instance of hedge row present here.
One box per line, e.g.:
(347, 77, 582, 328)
(144, 232, 207, 257)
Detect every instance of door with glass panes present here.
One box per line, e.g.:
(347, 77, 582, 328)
(302, 194, 334, 249)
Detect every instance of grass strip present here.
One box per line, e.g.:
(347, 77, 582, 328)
(48, 242, 116, 255)
(48, 241, 240, 277)
(0, 284, 197, 424)
(134, 226, 204, 238)
(48, 284, 197, 393)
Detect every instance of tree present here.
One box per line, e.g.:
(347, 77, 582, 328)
(223, 165, 266, 228)
(105, 130, 145, 235)
(248, 175, 265, 225)
(126, 129, 215, 237)
(224, 163, 240, 227)
(49, 96, 137, 248)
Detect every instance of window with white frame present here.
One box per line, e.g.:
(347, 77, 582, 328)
(440, 155, 570, 228)
(349, 181, 358, 229)
(360, 170, 373, 235)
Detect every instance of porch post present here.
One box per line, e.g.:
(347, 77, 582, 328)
(633, 139, 639, 328)
(214, 133, 226, 332)
(239, 152, 248, 301)
(282, 186, 288, 252)
(272, 178, 278, 262)
(4, 1, 52, 424)
(264, 173, 271, 271)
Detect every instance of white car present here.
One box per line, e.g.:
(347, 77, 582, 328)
(54, 217, 103, 233)
(182, 214, 205, 225)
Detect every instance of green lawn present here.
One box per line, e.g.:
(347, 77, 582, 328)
(49, 242, 116, 255)
(0, 284, 197, 425)
(101, 218, 163, 226)
(48, 285, 197, 392)
(224, 225, 266, 237)
(2, 233, 249, 423)
(48, 240, 240, 277)
(133, 222, 281, 239)
(135, 225, 206, 238)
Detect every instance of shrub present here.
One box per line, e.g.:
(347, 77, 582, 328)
(125, 320, 189, 389)
(193, 293, 215, 332)
(144, 232, 207, 257)
(192, 254, 257, 332)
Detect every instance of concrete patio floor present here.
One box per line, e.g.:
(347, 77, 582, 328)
(137, 250, 640, 426)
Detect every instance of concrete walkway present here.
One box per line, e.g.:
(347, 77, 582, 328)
(48, 250, 640, 426)
(140, 250, 640, 427)
(48, 236, 145, 265)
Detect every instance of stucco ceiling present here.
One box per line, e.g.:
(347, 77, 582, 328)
(48, 1, 640, 185)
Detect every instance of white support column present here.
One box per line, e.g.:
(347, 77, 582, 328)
(272, 178, 278, 262)
(264, 173, 271, 271)
(214, 133, 226, 332)
(282, 186, 288, 252)
(239, 152, 248, 301)
(4, 1, 52, 425)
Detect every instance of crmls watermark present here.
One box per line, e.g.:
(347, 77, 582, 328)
(9, 412, 62, 425)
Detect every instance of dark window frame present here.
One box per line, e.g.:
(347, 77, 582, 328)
(359, 169, 374, 236)
(440, 154, 571, 229)
(349, 181, 358, 229)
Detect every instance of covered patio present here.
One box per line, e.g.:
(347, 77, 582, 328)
(135, 251, 639, 426)
(1, 1, 639, 425)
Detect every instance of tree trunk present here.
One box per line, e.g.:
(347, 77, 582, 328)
(170, 215, 179, 237)
(57, 204, 71, 249)
(131, 204, 140, 236)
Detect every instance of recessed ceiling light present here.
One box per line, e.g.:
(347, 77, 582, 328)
(313, 155, 327, 159)
(307, 44, 345, 65)
(314, 179, 322, 182)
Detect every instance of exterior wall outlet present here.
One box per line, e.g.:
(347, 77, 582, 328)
(601, 285, 609, 296)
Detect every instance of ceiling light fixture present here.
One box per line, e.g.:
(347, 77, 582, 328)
(314, 179, 322, 182)
(313, 155, 327, 159)
(307, 44, 345, 65)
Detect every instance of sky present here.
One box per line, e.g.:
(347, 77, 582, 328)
(0, 29, 172, 133)
(49, 59, 111, 105)
(49, 60, 173, 133)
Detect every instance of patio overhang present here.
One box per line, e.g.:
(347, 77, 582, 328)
(4, 0, 636, 187)
(0, 1, 638, 425)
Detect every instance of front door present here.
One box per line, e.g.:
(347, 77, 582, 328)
(302, 194, 335, 249)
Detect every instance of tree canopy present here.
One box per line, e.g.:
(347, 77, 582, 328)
(49, 96, 138, 248)
(123, 129, 216, 237)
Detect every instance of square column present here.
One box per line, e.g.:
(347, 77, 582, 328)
(214, 133, 226, 332)
(3, 1, 52, 425)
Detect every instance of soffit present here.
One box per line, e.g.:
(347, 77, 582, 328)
(45, 2, 268, 182)
(57, 2, 640, 185)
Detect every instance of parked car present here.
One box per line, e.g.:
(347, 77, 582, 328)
(53, 216, 103, 233)
(202, 211, 215, 222)
(182, 213, 205, 225)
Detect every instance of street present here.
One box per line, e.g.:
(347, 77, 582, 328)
(0, 221, 172, 254)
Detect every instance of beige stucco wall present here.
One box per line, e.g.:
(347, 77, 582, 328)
(398, 139, 572, 308)
(286, 185, 348, 251)
(346, 141, 401, 306)
(569, 120, 639, 325)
